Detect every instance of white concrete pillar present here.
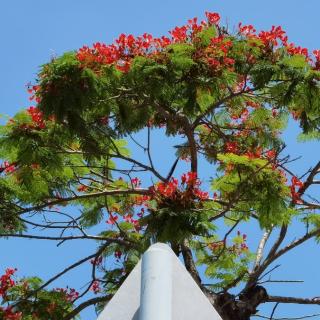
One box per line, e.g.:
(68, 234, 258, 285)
(139, 243, 172, 320)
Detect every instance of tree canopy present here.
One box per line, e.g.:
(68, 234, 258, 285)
(1, 11, 320, 320)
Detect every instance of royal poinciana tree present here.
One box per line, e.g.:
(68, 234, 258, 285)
(1, 11, 320, 320)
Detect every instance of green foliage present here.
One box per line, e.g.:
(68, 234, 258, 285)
(3, 276, 77, 320)
(167, 43, 196, 72)
(297, 130, 320, 141)
(194, 235, 254, 290)
(196, 88, 215, 112)
(197, 26, 217, 46)
(141, 206, 216, 243)
(38, 53, 106, 124)
(213, 153, 290, 228)
(280, 54, 311, 70)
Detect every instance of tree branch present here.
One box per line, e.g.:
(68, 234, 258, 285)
(20, 188, 150, 214)
(0, 233, 133, 245)
(267, 295, 320, 305)
(63, 295, 111, 320)
(253, 230, 272, 269)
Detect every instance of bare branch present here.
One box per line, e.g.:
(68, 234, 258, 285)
(254, 313, 320, 320)
(63, 295, 111, 320)
(253, 229, 272, 269)
(267, 295, 320, 305)
(246, 226, 287, 289)
(0, 233, 132, 244)
(113, 153, 166, 181)
(298, 161, 320, 196)
(21, 188, 150, 214)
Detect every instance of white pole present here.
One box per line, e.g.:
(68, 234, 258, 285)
(139, 243, 172, 320)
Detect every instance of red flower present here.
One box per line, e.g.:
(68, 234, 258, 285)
(1, 307, 22, 320)
(91, 281, 101, 294)
(0, 161, 17, 174)
(313, 49, 320, 69)
(77, 184, 88, 192)
(169, 25, 188, 42)
(114, 250, 122, 260)
(224, 141, 239, 154)
(193, 188, 209, 200)
(0, 268, 17, 298)
(224, 57, 235, 66)
(205, 12, 220, 25)
(131, 177, 141, 187)
(258, 25, 287, 47)
(238, 23, 256, 37)
(207, 58, 221, 69)
(55, 287, 79, 302)
(26, 106, 46, 129)
(266, 150, 276, 160)
(286, 43, 309, 58)
(106, 213, 118, 225)
(290, 176, 304, 204)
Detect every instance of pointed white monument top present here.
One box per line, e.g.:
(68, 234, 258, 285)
(97, 243, 222, 320)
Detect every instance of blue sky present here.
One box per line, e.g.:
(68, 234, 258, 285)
(1, 0, 320, 319)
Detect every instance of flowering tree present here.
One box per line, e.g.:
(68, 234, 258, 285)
(1, 11, 320, 320)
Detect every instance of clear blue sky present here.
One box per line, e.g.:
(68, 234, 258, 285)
(1, 1, 320, 319)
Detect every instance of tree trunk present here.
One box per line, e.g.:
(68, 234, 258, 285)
(214, 286, 268, 320)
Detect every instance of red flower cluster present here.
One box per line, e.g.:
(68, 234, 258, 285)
(124, 213, 141, 231)
(91, 281, 101, 294)
(154, 177, 179, 198)
(26, 106, 45, 129)
(106, 213, 118, 225)
(205, 12, 220, 25)
(286, 43, 309, 58)
(238, 23, 256, 37)
(243, 146, 263, 159)
(265, 149, 276, 160)
(170, 26, 188, 43)
(313, 50, 320, 70)
(258, 25, 288, 47)
(131, 177, 141, 187)
(134, 195, 151, 206)
(0, 161, 16, 174)
(290, 176, 304, 204)
(224, 138, 278, 164)
(76, 12, 221, 73)
(106, 211, 140, 231)
(231, 107, 250, 122)
(26, 84, 41, 103)
(55, 287, 79, 302)
(239, 23, 287, 48)
(206, 35, 235, 71)
(246, 101, 261, 109)
(77, 184, 88, 192)
(0, 268, 16, 298)
(224, 141, 239, 154)
(0, 307, 22, 320)
(209, 231, 248, 256)
(77, 33, 171, 72)
(151, 172, 209, 201)
(237, 22, 319, 63)
(0, 269, 22, 320)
